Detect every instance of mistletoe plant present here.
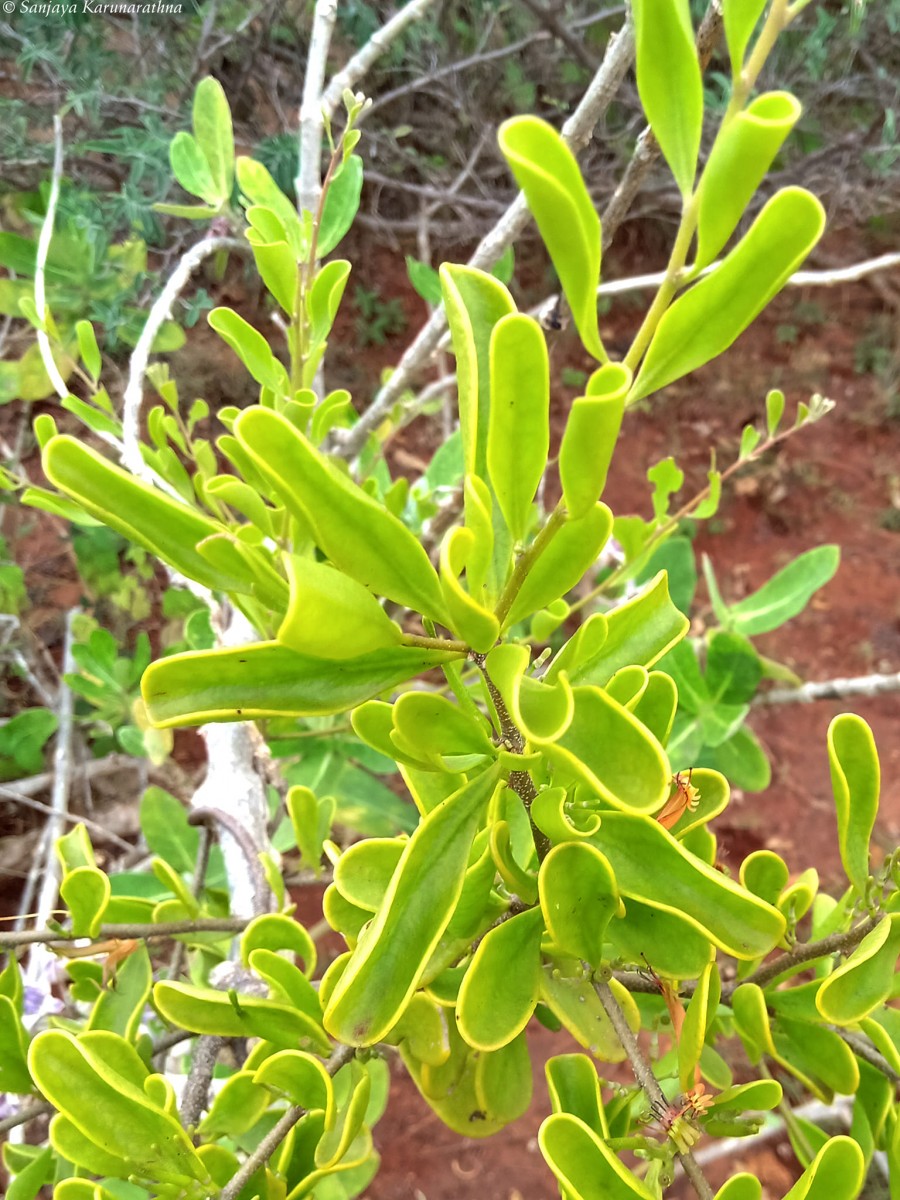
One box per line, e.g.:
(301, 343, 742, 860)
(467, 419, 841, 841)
(3, 3, 900, 1200)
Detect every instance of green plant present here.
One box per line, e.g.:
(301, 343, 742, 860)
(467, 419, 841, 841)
(2, 6, 899, 1200)
(352, 284, 407, 346)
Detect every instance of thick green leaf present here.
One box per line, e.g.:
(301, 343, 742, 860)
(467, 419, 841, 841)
(236, 407, 448, 621)
(440, 264, 516, 485)
(539, 961, 633, 1061)
(170, 131, 218, 205)
(827, 713, 879, 894)
(86, 944, 152, 1041)
(457, 907, 544, 1050)
(154, 980, 330, 1051)
(724, 545, 840, 636)
(632, 0, 703, 196)
(278, 555, 402, 659)
(498, 117, 605, 361)
(143, 640, 461, 726)
(241, 912, 317, 977)
(504, 504, 612, 629)
(595, 813, 785, 958)
(696, 92, 802, 268)
(540, 1113, 657, 1199)
(247, 235, 298, 315)
(192, 76, 234, 205)
(722, 0, 768, 77)
(487, 313, 549, 541)
(308, 260, 352, 347)
(255, 1049, 335, 1122)
(714, 1177, 762, 1200)
(198, 1070, 271, 1137)
(42, 436, 231, 591)
(541, 685, 670, 814)
(439, 526, 501, 651)
(473, 1031, 533, 1126)
(546, 1053, 608, 1138)
(0, 996, 32, 1093)
(630, 188, 826, 402)
(318, 155, 364, 257)
(782, 1136, 864, 1200)
(554, 572, 689, 688)
(324, 766, 499, 1045)
(28, 1030, 210, 1188)
(237, 156, 306, 257)
(607, 894, 715, 978)
(559, 365, 629, 518)
(679, 960, 720, 1090)
(815, 915, 900, 1025)
(539, 842, 618, 968)
(208, 308, 290, 395)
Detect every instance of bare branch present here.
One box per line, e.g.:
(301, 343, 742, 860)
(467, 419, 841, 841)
(297, 0, 339, 219)
(121, 234, 243, 478)
(25, 611, 77, 968)
(0, 917, 251, 950)
(218, 1044, 356, 1200)
(722, 916, 880, 999)
(364, 7, 626, 119)
(321, 0, 441, 122)
(2, 787, 134, 854)
(34, 114, 68, 402)
(754, 671, 900, 707)
(0, 1100, 53, 1136)
(335, 13, 636, 459)
(594, 978, 714, 1200)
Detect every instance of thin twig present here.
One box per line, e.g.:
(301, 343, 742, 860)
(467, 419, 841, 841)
(1, 786, 134, 854)
(0, 752, 138, 800)
(34, 113, 68, 402)
(0, 917, 251, 950)
(334, 12, 636, 459)
(0, 1100, 53, 1136)
(594, 978, 714, 1200)
(218, 1043, 356, 1200)
(363, 7, 626, 118)
(321, 0, 441, 121)
(831, 1028, 900, 1085)
(754, 671, 900, 706)
(600, 2, 723, 251)
(722, 916, 880, 999)
(25, 611, 77, 966)
(518, 0, 598, 71)
(120, 234, 243, 478)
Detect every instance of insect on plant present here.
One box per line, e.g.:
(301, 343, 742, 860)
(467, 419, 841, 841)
(656, 767, 701, 829)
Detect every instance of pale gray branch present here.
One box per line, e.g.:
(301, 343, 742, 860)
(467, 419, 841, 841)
(321, 0, 441, 122)
(297, 0, 339, 218)
(121, 235, 243, 478)
(34, 114, 68, 403)
(754, 671, 900, 707)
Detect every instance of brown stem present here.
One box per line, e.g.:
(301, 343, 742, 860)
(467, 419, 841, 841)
(0, 917, 251, 950)
(473, 654, 551, 861)
(594, 978, 714, 1200)
(218, 1043, 356, 1200)
(723, 915, 880, 999)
